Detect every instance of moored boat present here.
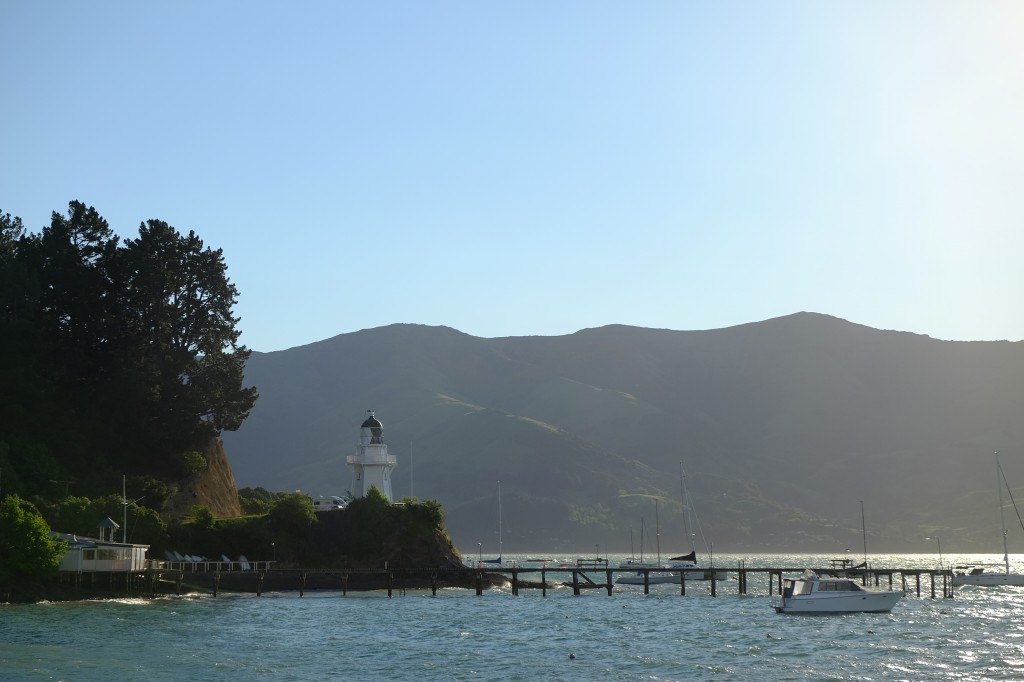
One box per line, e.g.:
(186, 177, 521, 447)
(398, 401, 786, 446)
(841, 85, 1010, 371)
(615, 568, 681, 585)
(953, 566, 1024, 587)
(665, 551, 730, 581)
(953, 453, 1024, 587)
(773, 570, 904, 614)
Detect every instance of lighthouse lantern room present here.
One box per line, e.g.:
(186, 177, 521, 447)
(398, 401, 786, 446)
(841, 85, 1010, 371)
(346, 410, 397, 502)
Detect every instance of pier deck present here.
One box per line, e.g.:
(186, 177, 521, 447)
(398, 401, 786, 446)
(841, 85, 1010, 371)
(133, 561, 955, 599)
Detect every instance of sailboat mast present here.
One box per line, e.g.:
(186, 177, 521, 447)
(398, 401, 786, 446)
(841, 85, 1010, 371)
(497, 480, 502, 561)
(655, 498, 661, 565)
(860, 500, 868, 566)
(997, 453, 1009, 574)
(680, 462, 694, 552)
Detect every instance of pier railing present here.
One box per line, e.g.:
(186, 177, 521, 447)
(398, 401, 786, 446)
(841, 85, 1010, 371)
(149, 559, 276, 572)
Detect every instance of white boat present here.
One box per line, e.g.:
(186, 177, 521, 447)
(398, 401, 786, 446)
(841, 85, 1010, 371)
(953, 452, 1024, 587)
(615, 570, 680, 585)
(953, 566, 1024, 586)
(773, 570, 904, 614)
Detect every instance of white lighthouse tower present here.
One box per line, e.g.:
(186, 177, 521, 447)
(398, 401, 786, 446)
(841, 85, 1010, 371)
(346, 410, 396, 502)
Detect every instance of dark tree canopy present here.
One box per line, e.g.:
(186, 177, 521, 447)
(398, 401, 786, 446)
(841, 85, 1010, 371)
(112, 219, 257, 453)
(0, 201, 258, 497)
(29, 203, 121, 418)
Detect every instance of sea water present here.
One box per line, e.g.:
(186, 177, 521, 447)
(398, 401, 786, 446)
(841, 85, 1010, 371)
(3, 554, 1024, 681)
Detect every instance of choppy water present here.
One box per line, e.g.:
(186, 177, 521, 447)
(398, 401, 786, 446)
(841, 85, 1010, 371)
(4, 554, 1024, 681)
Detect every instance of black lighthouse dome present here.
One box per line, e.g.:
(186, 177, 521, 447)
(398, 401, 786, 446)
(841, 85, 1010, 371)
(361, 410, 383, 444)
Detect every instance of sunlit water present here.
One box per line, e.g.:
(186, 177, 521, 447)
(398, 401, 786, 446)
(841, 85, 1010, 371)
(4, 554, 1024, 681)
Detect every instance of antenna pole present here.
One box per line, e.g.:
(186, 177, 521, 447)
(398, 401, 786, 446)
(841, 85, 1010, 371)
(655, 498, 661, 565)
(860, 500, 868, 566)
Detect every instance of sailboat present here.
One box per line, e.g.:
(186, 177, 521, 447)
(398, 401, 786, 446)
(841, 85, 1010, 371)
(616, 499, 679, 584)
(617, 516, 660, 570)
(480, 480, 504, 565)
(666, 462, 727, 581)
(953, 453, 1024, 586)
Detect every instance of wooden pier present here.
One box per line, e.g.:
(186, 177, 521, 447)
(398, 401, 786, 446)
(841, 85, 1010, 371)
(133, 558, 955, 600)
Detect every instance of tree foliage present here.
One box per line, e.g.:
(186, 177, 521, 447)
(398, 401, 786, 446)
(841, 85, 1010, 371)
(156, 493, 456, 569)
(33, 203, 120, 396)
(0, 201, 257, 497)
(238, 486, 284, 515)
(188, 505, 216, 530)
(111, 220, 257, 453)
(0, 495, 66, 585)
(41, 494, 169, 550)
(177, 451, 208, 478)
(269, 492, 316, 529)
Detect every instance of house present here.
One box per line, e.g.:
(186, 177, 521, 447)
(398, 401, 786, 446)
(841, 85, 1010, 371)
(51, 517, 150, 573)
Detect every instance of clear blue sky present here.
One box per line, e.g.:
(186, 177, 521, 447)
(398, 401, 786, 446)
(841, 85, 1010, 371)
(3, 2, 1022, 352)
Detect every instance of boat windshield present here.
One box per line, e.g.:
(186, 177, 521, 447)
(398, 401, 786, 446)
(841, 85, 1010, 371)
(791, 580, 813, 596)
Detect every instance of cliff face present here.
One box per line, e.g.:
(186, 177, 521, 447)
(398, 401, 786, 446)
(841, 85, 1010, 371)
(164, 438, 242, 518)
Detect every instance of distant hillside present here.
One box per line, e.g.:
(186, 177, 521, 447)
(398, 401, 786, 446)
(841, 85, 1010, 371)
(221, 313, 1024, 555)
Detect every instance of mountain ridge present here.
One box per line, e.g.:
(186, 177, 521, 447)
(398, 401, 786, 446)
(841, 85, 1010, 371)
(222, 312, 1024, 554)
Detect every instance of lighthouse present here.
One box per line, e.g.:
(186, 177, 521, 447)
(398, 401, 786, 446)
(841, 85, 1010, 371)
(346, 410, 397, 502)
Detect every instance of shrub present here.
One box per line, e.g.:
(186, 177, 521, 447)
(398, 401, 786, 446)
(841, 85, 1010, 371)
(178, 450, 207, 477)
(0, 495, 66, 585)
(188, 505, 216, 530)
